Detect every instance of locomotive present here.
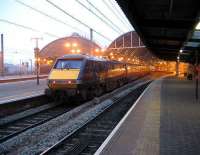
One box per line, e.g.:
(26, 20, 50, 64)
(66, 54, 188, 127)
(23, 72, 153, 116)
(45, 54, 149, 101)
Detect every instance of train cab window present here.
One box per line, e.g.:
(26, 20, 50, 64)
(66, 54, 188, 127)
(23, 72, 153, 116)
(54, 59, 83, 69)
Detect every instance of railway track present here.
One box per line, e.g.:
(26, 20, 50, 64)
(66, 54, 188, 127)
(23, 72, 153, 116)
(40, 83, 149, 155)
(0, 104, 75, 143)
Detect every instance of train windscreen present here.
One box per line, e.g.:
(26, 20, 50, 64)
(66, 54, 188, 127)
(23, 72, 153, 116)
(54, 59, 83, 69)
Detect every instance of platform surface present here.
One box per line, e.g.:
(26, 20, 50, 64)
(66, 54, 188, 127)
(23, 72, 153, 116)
(0, 74, 47, 83)
(96, 77, 200, 155)
(0, 79, 47, 104)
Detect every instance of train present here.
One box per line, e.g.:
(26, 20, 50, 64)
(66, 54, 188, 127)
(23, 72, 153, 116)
(45, 54, 149, 101)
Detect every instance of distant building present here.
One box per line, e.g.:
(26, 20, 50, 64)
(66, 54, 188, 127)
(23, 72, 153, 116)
(39, 33, 101, 74)
(39, 33, 101, 60)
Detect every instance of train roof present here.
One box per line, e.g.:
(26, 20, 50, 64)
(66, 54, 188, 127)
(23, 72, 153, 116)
(59, 54, 107, 61)
(58, 54, 128, 65)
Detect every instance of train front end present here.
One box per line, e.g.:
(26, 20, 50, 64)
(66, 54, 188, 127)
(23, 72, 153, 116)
(45, 55, 84, 100)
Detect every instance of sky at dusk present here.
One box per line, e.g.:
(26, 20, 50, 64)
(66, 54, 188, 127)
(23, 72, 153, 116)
(0, 0, 133, 64)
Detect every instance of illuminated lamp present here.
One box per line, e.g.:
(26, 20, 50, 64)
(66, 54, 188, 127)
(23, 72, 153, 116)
(71, 49, 75, 53)
(196, 22, 200, 30)
(76, 49, 81, 53)
(95, 49, 99, 53)
(101, 49, 105, 52)
(72, 43, 77, 47)
(65, 43, 70, 47)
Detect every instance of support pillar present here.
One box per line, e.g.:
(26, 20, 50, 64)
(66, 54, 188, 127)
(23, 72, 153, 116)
(176, 57, 179, 77)
(90, 28, 93, 56)
(0, 34, 4, 76)
(195, 50, 198, 101)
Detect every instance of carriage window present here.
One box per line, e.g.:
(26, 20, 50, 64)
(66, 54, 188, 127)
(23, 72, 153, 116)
(54, 59, 82, 69)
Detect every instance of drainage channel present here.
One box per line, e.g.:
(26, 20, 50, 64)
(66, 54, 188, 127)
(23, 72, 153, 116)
(40, 83, 149, 155)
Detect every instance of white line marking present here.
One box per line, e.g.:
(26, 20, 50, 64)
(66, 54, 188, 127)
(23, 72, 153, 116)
(94, 80, 159, 155)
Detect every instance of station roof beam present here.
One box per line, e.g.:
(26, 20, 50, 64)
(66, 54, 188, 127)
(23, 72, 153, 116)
(116, 0, 200, 63)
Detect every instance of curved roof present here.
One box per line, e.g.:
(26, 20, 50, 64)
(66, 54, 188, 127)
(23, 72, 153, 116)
(60, 54, 107, 61)
(108, 31, 144, 48)
(39, 34, 101, 59)
(105, 31, 154, 63)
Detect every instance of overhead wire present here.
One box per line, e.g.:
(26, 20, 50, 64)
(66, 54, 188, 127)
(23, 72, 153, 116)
(102, 0, 131, 30)
(108, 0, 133, 29)
(85, 0, 126, 34)
(0, 19, 60, 38)
(46, 0, 112, 42)
(15, 0, 85, 34)
(75, 0, 123, 34)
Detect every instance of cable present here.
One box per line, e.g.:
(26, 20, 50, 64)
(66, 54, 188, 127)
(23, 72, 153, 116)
(108, 0, 133, 29)
(15, 0, 84, 34)
(76, 0, 123, 34)
(85, 0, 126, 33)
(46, 0, 112, 42)
(0, 19, 39, 32)
(0, 19, 60, 38)
(102, 0, 132, 30)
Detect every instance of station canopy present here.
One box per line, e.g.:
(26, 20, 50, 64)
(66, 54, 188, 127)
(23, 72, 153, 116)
(116, 0, 200, 63)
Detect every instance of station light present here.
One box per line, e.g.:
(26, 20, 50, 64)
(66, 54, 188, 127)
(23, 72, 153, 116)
(47, 61, 51, 65)
(110, 52, 113, 56)
(180, 49, 183, 53)
(65, 43, 71, 47)
(72, 43, 77, 47)
(76, 49, 80, 53)
(36, 58, 40, 62)
(111, 56, 114, 59)
(195, 22, 200, 30)
(71, 49, 75, 53)
(101, 49, 105, 52)
(95, 48, 99, 52)
(177, 56, 180, 60)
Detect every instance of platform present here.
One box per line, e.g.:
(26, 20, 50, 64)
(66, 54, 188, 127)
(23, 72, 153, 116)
(0, 74, 47, 83)
(95, 77, 200, 155)
(0, 79, 47, 104)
